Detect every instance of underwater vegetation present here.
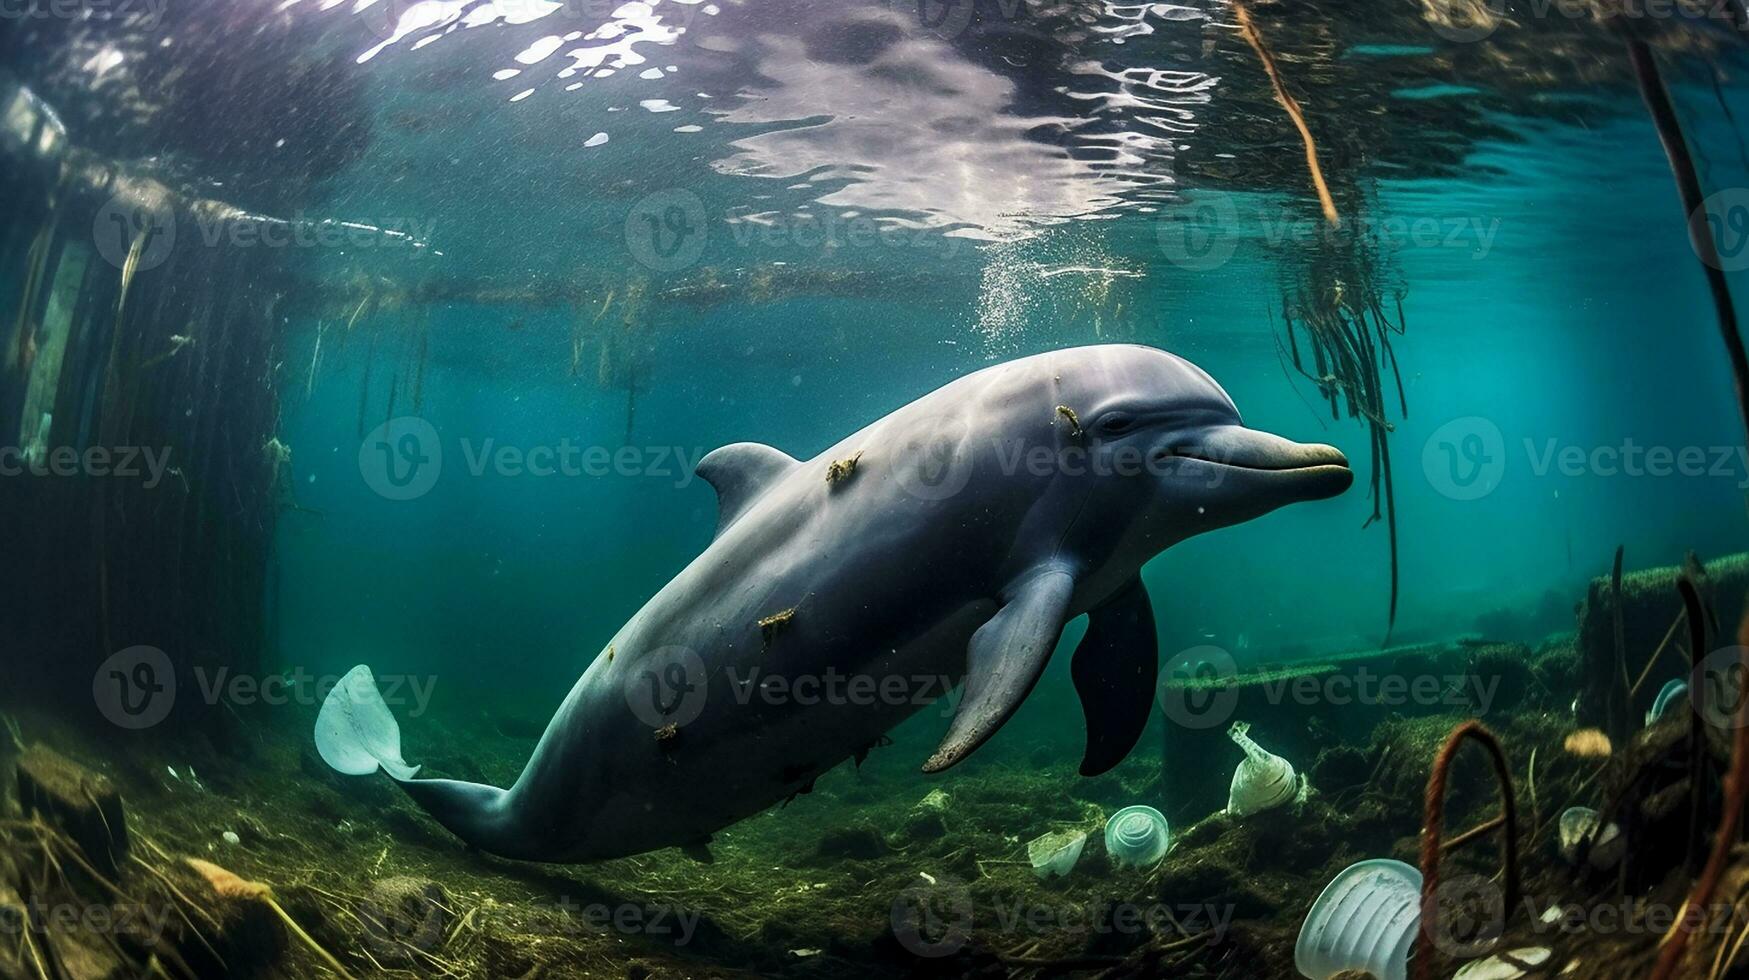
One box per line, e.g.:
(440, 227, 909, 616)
(1275, 234, 1409, 636)
(0, 550, 1744, 977)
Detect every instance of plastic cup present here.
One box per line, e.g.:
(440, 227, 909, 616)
(1104, 804, 1171, 869)
(1027, 829, 1087, 879)
(1294, 859, 1423, 980)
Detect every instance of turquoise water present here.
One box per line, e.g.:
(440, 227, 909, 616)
(259, 41, 1749, 706)
(7, 1, 1749, 961)
(1, 0, 1744, 734)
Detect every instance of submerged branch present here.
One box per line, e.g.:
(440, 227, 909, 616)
(1232, 1, 1340, 227)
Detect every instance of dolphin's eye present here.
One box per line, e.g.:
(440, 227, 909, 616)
(1097, 412, 1138, 435)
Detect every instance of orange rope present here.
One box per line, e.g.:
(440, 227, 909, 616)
(1649, 609, 1749, 980)
(1416, 721, 1521, 980)
(1231, 2, 1340, 227)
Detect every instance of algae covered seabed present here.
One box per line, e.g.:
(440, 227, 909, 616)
(3, 552, 1748, 980)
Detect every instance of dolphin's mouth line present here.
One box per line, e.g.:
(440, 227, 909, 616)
(1151, 448, 1352, 475)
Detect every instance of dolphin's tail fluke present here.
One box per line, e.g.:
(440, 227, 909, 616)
(315, 665, 531, 859)
(315, 665, 421, 779)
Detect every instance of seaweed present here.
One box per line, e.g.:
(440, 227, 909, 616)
(1276, 249, 1408, 638)
(1231, 0, 1416, 641)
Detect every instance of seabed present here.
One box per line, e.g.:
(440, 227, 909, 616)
(2, 551, 1747, 980)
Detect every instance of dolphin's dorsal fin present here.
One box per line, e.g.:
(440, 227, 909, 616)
(696, 442, 798, 538)
(923, 567, 1076, 773)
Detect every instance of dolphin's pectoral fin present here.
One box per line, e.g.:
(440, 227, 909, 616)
(923, 568, 1075, 774)
(1071, 577, 1158, 777)
(696, 442, 799, 538)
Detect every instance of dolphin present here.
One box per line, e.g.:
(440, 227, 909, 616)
(314, 344, 1352, 862)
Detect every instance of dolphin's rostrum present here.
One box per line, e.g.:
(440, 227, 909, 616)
(314, 345, 1352, 862)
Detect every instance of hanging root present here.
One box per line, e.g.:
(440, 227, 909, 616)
(1415, 721, 1521, 980)
(1277, 269, 1407, 636)
(1625, 26, 1749, 980)
(1620, 28, 1749, 444)
(1231, 1, 1339, 226)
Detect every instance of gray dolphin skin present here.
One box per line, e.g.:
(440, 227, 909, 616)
(314, 344, 1352, 862)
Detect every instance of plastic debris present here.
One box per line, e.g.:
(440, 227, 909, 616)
(1104, 805, 1171, 870)
(1453, 946, 1552, 980)
(1646, 678, 1688, 726)
(1294, 859, 1422, 980)
(1226, 722, 1302, 817)
(916, 789, 949, 812)
(1026, 829, 1087, 880)
(1558, 807, 1624, 869)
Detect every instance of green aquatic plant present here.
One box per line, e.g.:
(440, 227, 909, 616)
(1227, 0, 1410, 639)
(1277, 248, 1408, 638)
